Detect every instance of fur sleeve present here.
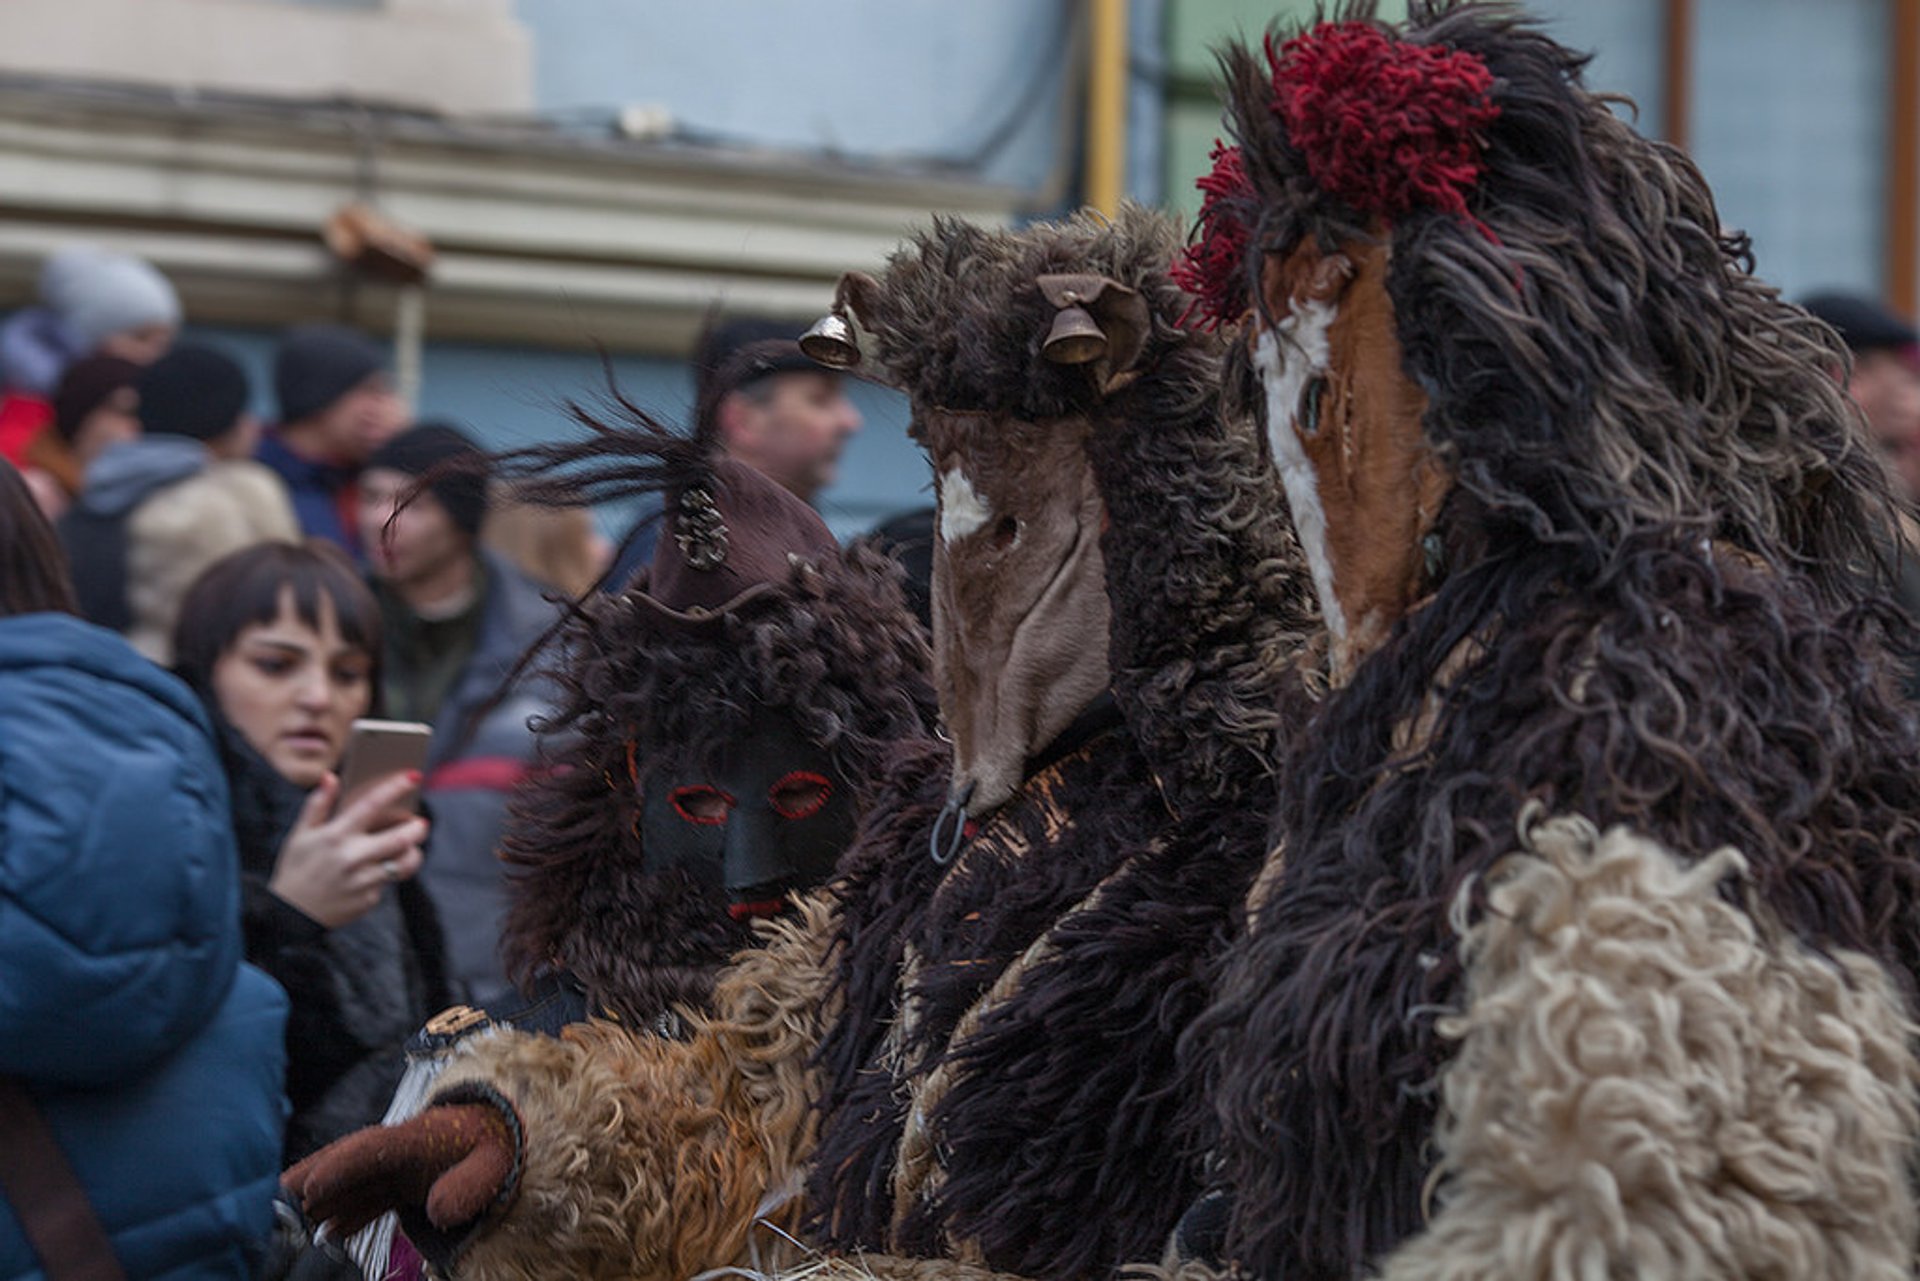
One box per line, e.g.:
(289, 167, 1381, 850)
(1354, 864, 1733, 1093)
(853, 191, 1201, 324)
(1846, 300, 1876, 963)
(433, 894, 840, 1281)
(1379, 814, 1919, 1279)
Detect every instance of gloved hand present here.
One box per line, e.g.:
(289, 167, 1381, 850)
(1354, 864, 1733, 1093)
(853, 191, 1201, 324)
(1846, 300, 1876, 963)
(282, 1089, 522, 1239)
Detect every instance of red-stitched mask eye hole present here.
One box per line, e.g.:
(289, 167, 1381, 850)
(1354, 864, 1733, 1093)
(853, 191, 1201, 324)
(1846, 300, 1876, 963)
(670, 785, 734, 826)
(768, 771, 833, 821)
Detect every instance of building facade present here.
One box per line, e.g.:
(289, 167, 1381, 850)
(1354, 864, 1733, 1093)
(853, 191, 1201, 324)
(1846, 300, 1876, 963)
(2, 1, 1911, 533)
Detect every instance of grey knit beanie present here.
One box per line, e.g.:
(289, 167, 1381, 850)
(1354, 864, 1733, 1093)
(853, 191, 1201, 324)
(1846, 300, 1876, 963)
(40, 247, 181, 346)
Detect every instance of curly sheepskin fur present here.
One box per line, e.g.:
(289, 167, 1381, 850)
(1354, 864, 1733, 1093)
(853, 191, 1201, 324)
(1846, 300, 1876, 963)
(802, 206, 1318, 1280)
(1380, 811, 1919, 1280)
(1190, 6, 1920, 1276)
(435, 896, 840, 1281)
(845, 202, 1319, 815)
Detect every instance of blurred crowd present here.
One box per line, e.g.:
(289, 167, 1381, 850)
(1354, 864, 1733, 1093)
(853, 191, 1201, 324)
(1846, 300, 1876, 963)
(0, 244, 888, 1278)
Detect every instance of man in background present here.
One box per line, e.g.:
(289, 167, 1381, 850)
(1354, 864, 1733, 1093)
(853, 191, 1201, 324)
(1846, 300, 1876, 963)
(359, 423, 557, 1007)
(1802, 293, 1920, 500)
(606, 315, 862, 586)
(259, 323, 409, 559)
(1803, 292, 1920, 700)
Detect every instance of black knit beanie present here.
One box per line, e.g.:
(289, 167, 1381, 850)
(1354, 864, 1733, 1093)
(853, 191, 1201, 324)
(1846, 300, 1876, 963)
(365, 421, 490, 539)
(53, 354, 142, 443)
(137, 343, 250, 442)
(274, 324, 386, 423)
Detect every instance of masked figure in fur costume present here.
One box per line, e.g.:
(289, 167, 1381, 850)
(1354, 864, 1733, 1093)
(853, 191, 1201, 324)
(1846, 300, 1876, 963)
(312, 405, 941, 1278)
(491, 406, 938, 1031)
(285, 205, 1321, 1281)
(1170, 4, 1920, 1277)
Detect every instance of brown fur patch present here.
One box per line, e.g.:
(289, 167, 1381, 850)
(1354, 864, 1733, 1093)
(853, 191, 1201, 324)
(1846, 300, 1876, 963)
(1379, 811, 1920, 1278)
(435, 895, 840, 1281)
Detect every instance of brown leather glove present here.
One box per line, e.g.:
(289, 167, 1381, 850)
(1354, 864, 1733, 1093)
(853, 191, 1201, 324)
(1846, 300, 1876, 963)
(282, 1086, 523, 1240)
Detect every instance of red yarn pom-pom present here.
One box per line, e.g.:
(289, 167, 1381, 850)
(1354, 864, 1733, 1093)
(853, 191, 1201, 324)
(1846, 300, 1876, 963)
(1173, 141, 1256, 331)
(1270, 22, 1498, 223)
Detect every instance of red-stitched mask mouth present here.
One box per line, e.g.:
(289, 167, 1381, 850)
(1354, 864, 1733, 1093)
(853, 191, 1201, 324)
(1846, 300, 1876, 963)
(727, 898, 789, 921)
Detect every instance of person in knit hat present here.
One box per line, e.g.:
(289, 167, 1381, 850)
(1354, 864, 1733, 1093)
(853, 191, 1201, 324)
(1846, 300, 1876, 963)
(358, 421, 559, 1009)
(1, 247, 179, 398)
(17, 354, 144, 520)
(52, 355, 142, 466)
(59, 342, 296, 662)
(43, 247, 181, 366)
(0, 246, 180, 481)
(1800, 292, 1920, 500)
(604, 313, 861, 589)
(257, 323, 409, 559)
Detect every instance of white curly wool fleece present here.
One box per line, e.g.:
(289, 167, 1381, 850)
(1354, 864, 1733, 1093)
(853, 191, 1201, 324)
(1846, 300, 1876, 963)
(1380, 810, 1920, 1280)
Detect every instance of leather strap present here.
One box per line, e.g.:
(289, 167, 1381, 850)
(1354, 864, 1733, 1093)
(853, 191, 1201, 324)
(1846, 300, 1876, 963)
(0, 1076, 127, 1281)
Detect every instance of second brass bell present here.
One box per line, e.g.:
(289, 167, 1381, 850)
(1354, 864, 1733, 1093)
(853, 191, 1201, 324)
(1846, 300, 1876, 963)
(1042, 305, 1107, 364)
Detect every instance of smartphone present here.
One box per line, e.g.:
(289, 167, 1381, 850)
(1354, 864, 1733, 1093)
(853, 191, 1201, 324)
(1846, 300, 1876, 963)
(334, 718, 434, 827)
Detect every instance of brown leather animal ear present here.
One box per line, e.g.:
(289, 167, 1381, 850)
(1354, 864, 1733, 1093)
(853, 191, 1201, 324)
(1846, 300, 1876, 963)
(838, 270, 882, 328)
(1037, 273, 1151, 390)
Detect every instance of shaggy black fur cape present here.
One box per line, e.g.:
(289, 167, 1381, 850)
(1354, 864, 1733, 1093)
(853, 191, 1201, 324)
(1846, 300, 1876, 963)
(803, 208, 1320, 1279)
(1189, 6, 1920, 1278)
(489, 409, 939, 1026)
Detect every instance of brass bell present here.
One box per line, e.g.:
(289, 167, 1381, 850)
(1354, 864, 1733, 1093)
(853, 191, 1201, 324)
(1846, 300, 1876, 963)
(1042, 305, 1107, 364)
(799, 312, 861, 369)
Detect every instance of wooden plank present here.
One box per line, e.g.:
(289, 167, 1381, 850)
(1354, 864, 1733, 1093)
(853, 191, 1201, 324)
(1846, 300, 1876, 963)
(1889, 0, 1919, 313)
(1663, 0, 1693, 151)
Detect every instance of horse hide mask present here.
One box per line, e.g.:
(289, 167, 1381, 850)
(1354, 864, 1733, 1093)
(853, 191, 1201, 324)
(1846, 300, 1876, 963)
(809, 212, 1167, 816)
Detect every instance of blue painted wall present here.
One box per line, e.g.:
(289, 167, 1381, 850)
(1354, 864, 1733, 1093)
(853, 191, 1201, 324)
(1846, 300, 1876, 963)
(513, 0, 1076, 194)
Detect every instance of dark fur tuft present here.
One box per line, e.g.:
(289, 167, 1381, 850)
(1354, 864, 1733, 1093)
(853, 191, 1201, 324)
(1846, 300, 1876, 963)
(855, 205, 1196, 424)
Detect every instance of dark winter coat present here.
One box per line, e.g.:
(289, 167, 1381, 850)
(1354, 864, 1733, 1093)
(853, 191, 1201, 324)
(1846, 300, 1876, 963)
(413, 553, 562, 1009)
(200, 697, 449, 1162)
(256, 429, 361, 560)
(0, 612, 288, 1281)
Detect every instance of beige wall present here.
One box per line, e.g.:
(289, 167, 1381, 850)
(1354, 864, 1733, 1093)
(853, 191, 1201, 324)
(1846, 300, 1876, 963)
(0, 0, 531, 116)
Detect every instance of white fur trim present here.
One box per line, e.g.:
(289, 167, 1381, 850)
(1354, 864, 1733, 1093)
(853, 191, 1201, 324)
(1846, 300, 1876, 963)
(938, 467, 992, 544)
(1256, 310, 1346, 644)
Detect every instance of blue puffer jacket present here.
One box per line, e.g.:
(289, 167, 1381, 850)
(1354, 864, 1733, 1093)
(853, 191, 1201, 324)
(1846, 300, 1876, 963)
(0, 612, 288, 1281)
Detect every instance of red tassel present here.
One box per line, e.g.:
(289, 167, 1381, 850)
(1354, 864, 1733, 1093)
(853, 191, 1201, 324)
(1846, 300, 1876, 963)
(1172, 141, 1257, 331)
(1268, 23, 1499, 224)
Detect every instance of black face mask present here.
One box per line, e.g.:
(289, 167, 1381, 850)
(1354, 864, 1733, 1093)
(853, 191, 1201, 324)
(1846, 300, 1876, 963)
(638, 705, 854, 919)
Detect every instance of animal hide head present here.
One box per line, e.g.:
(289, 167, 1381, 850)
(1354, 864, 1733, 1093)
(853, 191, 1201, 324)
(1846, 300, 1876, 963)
(920, 409, 1111, 815)
(1184, 0, 1906, 627)
(818, 205, 1195, 815)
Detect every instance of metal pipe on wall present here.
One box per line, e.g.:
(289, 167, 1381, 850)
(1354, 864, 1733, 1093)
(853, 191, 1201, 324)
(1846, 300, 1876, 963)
(1086, 0, 1128, 215)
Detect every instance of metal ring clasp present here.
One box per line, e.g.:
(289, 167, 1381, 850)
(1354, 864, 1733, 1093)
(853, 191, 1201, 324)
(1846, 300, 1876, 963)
(928, 780, 977, 865)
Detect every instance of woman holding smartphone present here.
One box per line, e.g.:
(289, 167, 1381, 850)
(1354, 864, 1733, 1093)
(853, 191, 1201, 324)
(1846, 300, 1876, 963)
(174, 540, 448, 1161)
